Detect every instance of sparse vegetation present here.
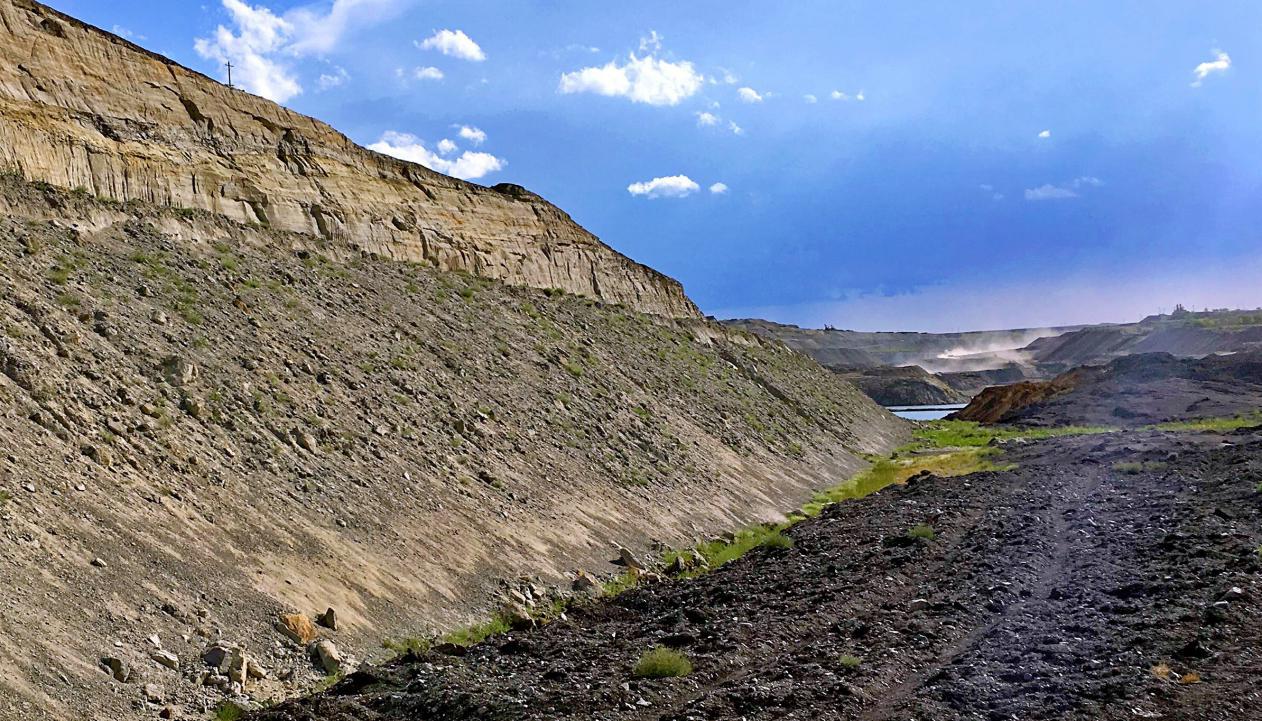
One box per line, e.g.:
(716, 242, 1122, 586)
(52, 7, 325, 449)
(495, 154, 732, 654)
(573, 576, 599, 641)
(760, 532, 794, 550)
(907, 524, 936, 541)
(1145, 412, 1262, 433)
(633, 646, 692, 679)
(0, 489, 11, 506)
(906, 420, 1115, 451)
(443, 615, 511, 647)
(213, 702, 246, 721)
(839, 654, 863, 670)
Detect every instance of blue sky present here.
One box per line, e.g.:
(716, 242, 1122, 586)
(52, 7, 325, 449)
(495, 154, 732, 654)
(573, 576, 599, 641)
(51, 0, 1262, 331)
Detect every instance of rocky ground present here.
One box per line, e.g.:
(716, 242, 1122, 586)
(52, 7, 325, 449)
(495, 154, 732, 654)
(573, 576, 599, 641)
(0, 177, 905, 720)
(256, 426, 1262, 721)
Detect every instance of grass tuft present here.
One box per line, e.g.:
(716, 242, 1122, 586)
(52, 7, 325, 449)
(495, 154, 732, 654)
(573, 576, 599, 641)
(839, 654, 863, 670)
(213, 702, 246, 721)
(633, 646, 692, 679)
(907, 524, 936, 541)
(442, 615, 511, 647)
(760, 532, 794, 550)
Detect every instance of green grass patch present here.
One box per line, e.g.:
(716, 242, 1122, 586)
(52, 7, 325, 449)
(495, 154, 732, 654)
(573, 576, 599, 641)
(382, 636, 430, 656)
(1113, 461, 1169, 475)
(907, 524, 936, 541)
(838, 654, 863, 670)
(0, 489, 11, 505)
(906, 420, 1115, 451)
(1145, 412, 1262, 433)
(442, 615, 511, 647)
(633, 646, 692, 679)
(760, 532, 794, 550)
(213, 702, 246, 721)
(800, 448, 1006, 517)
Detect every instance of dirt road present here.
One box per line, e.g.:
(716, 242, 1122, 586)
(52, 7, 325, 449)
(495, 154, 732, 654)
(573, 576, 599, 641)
(258, 428, 1262, 721)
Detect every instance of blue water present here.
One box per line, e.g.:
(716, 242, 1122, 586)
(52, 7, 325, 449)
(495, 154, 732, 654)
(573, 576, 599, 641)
(886, 404, 968, 421)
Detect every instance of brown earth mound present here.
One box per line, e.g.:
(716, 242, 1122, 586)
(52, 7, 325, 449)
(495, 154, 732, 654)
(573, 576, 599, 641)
(952, 352, 1262, 426)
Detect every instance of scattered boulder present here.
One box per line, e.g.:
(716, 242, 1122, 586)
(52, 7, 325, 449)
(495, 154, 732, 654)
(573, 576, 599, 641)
(202, 644, 230, 670)
(612, 547, 646, 571)
(142, 683, 163, 703)
(572, 570, 602, 596)
(160, 356, 198, 386)
(150, 650, 179, 671)
(277, 613, 318, 644)
(90, 557, 107, 568)
(100, 656, 129, 683)
(311, 639, 343, 675)
(316, 607, 339, 631)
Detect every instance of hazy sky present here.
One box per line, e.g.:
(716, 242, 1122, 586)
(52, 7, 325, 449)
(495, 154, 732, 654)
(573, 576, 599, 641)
(51, 0, 1262, 331)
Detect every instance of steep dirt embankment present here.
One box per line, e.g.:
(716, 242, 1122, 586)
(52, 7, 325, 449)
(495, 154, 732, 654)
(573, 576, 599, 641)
(1024, 313, 1262, 371)
(953, 352, 1262, 426)
(0, 0, 698, 318)
(0, 178, 906, 720)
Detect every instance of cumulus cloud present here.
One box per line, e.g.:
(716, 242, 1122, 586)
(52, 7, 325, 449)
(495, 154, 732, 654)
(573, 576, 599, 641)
(1191, 50, 1231, 87)
(436, 138, 458, 155)
(627, 175, 701, 199)
(729, 120, 745, 136)
(414, 66, 444, 80)
(1024, 177, 1102, 201)
(458, 125, 487, 145)
(737, 86, 764, 103)
(1024, 184, 1078, 201)
(368, 131, 506, 181)
(559, 54, 705, 106)
(709, 182, 729, 195)
(1038, 129, 1051, 138)
(194, 0, 403, 103)
(803, 94, 818, 104)
(559, 34, 704, 107)
(696, 111, 719, 127)
(317, 66, 349, 90)
(417, 29, 486, 61)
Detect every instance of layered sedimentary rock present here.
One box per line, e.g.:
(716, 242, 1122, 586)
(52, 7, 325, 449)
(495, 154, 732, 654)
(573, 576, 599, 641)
(0, 0, 699, 317)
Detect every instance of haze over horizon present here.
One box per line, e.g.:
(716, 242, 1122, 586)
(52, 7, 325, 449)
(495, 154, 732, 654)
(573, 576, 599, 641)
(51, 0, 1262, 332)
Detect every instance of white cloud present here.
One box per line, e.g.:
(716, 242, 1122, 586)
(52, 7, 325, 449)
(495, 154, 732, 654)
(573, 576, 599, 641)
(368, 131, 506, 181)
(112, 24, 146, 41)
(418, 29, 486, 62)
(559, 53, 704, 106)
(195, 0, 300, 102)
(194, 0, 402, 104)
(1038, 129, 1051, 139)
(737, 86, 764, 103)
(831, 90, 848, 101)
(436, 138, 458, 155)
(414, 66, 444, 81)
(1023, 176, 1102, 201)
(856, 90, 865, 101)
(696, 111, 720, 127)
(627, 175, 700, 199)
(1191, 50, 1231, 87)
(729, 120, 745, 136)
(1024, 184, 1078, 201)
(317, 66, 349, 90)
(458, 125, 487, 145)
(639, 30, 664, 54)
(803, 94, 818, 104)
(709, 182, 729, 195)
(285, 0, 403, 55)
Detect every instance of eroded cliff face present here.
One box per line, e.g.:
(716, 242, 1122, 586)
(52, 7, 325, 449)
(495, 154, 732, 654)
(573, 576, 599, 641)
(0, 0, 700, 318)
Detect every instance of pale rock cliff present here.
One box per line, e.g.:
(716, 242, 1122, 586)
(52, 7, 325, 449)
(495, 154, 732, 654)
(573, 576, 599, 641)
(0, 0, 700, 317)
